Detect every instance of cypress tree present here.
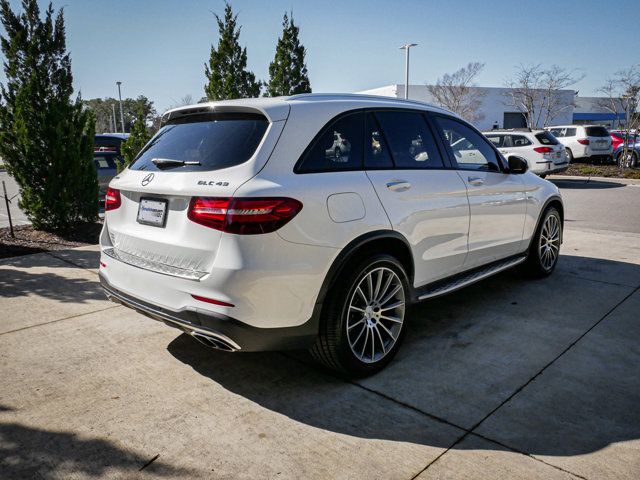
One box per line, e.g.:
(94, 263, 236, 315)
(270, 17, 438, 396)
(266, 12, 311, 97)
(0, 0, 98, 231)
(204, 2, 261, 100)
(120, 108, 151, 172)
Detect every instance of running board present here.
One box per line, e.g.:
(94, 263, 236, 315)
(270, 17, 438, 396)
(417, 255, 527, 301)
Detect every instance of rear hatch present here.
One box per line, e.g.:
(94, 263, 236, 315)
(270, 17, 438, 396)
(534, 131, 566, 163)
(585, 126, 612, 151)
(103, 107, 286, 279)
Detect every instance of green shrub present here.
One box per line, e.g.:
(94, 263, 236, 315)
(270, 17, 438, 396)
(0, 0, 98, 231)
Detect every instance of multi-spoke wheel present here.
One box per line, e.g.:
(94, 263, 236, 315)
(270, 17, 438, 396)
(310, 254, 409, 376)
(538, 213, 561, 272)
(346, 267, 405, 364)
(523, 206, 562, 277)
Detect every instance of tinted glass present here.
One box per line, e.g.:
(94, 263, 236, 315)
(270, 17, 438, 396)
(485, 135, 504, 147)
(585, 126, 610, 137)
(297, 112, 364, 172)
(435, 116, 500, 171)
(375, 111, 444, 169)
(130, 113, 268, 172)
(512, 135, 532, 147)
(549, 128, 564, 137)
(565, 128, 577, 137)
(535, 132, 559, 145)
(364, 113, 393, 169)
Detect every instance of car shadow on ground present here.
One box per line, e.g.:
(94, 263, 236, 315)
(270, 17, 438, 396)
(0, 406, 193, 479)
(0, 250, 102, 304)
(167, 254, 640, 458)
(550, 179, 626, 189)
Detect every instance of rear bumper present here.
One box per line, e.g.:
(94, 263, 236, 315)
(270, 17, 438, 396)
(100, 274, 318, 351)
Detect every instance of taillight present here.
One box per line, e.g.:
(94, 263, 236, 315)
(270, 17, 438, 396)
(577, 138, 590, 145)
(188, 197, 303, 234)
(105, 187, 121, 211)
(533, 147, 553, 154)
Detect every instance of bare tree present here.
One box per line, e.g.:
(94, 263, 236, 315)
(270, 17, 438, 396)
(168, 94, 195, 110)
(503, 64, 584, 128)
(427, 62, 486, 123)
(600, 65, 640, 169)
(541, 65, 585, 127)
(597, 79, 623, 128)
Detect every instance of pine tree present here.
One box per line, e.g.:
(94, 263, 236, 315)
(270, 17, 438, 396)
(204, 2, 261, 100)
(266, 12, 311, 97)
(120, 108, 152, 172)
(0, 0, 98, 231)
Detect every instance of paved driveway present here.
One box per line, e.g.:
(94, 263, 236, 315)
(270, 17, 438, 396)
(1, 183, 639, 479)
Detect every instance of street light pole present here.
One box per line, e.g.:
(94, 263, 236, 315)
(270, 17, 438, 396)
(399, 43, 418, 100)
(116, 81, 125, 133)
(111, 103, 117, 133)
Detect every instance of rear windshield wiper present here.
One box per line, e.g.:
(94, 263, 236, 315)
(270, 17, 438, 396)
(151, 158, 201, 168)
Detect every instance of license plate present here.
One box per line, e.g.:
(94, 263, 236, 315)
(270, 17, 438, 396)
(137, 198, 168, 227)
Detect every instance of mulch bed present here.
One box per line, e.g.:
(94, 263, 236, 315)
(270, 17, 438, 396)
(0, 222, 102, 259)
(562, 163, 640, 180)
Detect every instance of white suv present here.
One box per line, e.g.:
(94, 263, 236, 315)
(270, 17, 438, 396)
(99, 94, 563, 376)
(483, 129, 569, 178)
(547, 125, 613, 162)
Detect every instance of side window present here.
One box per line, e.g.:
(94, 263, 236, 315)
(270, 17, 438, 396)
(435, 116, 501, 172)
(549, 128, 564, 137)
(364, 112, 393, 169)
(296, 112, 364, 173)
(486, 135, 503, 147)
(565, 128, 577, 137)
(374, 111, 444, 169)
(512, 135, 532, 147)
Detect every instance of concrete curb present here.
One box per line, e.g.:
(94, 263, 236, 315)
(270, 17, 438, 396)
(548, 174, 640, 185)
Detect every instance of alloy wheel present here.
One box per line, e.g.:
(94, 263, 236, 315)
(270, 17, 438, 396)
(346, 267, 405, 364)
(538, 213, 561, 271)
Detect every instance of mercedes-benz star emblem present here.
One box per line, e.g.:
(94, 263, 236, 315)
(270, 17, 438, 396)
(141, 173, 155, 186)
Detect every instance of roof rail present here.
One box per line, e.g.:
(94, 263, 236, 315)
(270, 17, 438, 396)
(286, 92, 445, 110)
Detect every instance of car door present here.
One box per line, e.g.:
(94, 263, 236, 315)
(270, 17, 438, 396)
(432, 115, 527, 269)
(364, 110, 470, 287)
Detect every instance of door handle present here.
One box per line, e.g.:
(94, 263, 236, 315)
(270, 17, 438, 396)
(386, 180, 411, 192)
(467, 176, 484, 186)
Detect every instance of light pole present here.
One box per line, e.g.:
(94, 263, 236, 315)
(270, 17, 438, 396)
(116, 81, 125, 133)
(399, 43, 417, 100)
(111, 103, 117, 133)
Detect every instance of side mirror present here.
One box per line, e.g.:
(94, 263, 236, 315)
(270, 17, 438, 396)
(508, 155, 528, 174)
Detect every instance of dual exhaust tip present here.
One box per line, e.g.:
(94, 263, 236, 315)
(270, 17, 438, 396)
(189, 331, 237, 352)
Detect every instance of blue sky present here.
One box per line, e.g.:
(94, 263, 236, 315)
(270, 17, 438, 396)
(2, 0, 639, 112)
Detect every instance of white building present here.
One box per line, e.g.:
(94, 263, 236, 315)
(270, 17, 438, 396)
(357, 84, 622, 131)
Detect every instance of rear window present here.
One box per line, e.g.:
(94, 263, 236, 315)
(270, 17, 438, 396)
(585, 126, 609, 137)
(535, 132, 559, 145)
(130, 112, 269, 172)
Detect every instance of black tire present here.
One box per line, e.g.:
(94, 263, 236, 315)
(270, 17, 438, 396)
(522, 206, 562, 278)
(309, 253, 410, 377)
(566, 148, 574, 163)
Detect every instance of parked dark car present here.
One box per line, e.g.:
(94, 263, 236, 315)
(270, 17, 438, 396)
(93, 152, 121, 203)
(94, 133, 129, 155)
(613, 138, 639, 168)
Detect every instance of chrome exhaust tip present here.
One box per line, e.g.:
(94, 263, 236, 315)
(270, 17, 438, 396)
(190, 331, 237, 352)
